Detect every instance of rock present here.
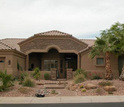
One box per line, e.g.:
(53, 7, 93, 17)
(119, 67, 124, 81)
(85, 83, 97, 89)
(104, 86, 116, 91)
(70, 85, 77, 91)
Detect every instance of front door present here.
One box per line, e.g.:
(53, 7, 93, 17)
(59, 59, 66, 78)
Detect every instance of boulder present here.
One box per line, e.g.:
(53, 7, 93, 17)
(85, 83, 97, 89)
(119, 66, 124, 81)
(104, 86, 116, 91)
(70, 85, 77, 91)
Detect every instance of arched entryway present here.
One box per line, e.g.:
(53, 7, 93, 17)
(28, 48, 77, 79)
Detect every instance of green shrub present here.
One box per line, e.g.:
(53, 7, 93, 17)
(108, 91, 113, 94)
(74, 69, 87, 78)
(81, 88, 86, 92)
(20, 72, 28, 81)
(51, 90, 58, 94)
(0, 70, 13, 88)
(74, 74, 86, 84)
(99, 81, 113, 87)
(0, 85, 5, 92)
(23, 77, 35, 87)
(80, 85, 84, 88)
(44, 73, 50, 80)
(32, 68, 41, 80)
(92, 75, 102, 80)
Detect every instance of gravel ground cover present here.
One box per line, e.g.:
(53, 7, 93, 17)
(0, 79, 124, 97)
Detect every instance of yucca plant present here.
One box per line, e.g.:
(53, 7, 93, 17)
(0, 70, 13, 89)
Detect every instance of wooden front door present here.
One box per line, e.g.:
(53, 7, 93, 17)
(59, 59, 66, 78)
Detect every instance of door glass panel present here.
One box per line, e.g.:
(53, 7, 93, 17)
(44, 60, 58, 71)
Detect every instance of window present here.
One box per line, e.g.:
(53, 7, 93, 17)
(96, 58, 104, 65)
(44, 60, 58, 71)
(8, 60, 11, 65)
(0, 60, 4, 63)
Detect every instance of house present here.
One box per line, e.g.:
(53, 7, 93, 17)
(0, 30, 119, 79)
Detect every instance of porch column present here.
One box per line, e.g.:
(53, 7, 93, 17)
(77, 54, 80, 69)
(26, 54, 29, 71)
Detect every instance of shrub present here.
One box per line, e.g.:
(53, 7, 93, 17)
(0, 85, 5, 92)
(74, 74, 86, 84)
(0, 70, 13, 89)
(74, 69, 87, 78)
(23, 77, 35, 87)
(99, 81, 113, 87)
(108, 91, 113, 94)
(44, 73, 50, 80)
(96, 88, 103, 95)
(80, 85, 84, 88)
(32, 68, 41, 80)
(92, 75, 102, 80)
(81, 88, 86, 92)
(51, 90, 58, 94)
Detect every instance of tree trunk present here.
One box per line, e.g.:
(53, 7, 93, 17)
(105, 52, 113, 80)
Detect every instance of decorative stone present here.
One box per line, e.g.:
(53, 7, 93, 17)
(85, 83, 97, 89)
(103, 86, 116, 91)
(51, 68, 57, 80)
(119, 66, 124, 81)
(66, 68, 73, 80)
(70, 85, 77, 91)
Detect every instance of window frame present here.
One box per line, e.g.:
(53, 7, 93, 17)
(95, 56, 105, 66)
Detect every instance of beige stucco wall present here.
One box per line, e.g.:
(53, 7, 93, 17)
(12, 52, 26, 76)
(0, 50, 26, 76)
(0, 51, 13, 74)
(80, 49, 119, 79)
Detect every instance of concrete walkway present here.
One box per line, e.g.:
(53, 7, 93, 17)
(0, 96, 124, 104)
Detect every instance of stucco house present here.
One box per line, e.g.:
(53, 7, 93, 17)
(0, 30, 120, 79)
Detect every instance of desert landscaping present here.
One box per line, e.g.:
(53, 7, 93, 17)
(0, 68, 124, 97)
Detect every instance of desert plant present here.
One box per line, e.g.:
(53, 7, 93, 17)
(20, 72, 28, 81)
(96, 88, 103, 95)
(99, 81, 113, 87)
(0, 70, 13, 89)
(74, 69, 87, 77)
(74, 74, 86, 84)
(80, 85, 84, 88)
(108, 91, 113, 94)
(81, 88, 86, 92)
(51, 90, 58, 94)
(92, 75, 102, 80)
(23, 77, 35, 87)
(44, 73, 50, 80)
(32, 68, 41, 80)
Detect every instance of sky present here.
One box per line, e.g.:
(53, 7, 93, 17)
(0, 0, 124, 39)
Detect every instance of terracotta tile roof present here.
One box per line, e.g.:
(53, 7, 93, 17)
(80, 39, 96, 47)
(0, 38, 25, 51)
(35, 30, 72, 36)
(0, 41, 12, 50)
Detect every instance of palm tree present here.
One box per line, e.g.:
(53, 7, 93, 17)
(90, 22, 124, 80)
